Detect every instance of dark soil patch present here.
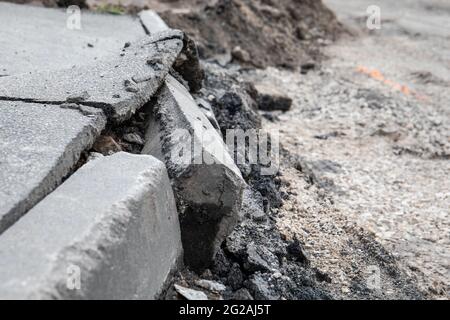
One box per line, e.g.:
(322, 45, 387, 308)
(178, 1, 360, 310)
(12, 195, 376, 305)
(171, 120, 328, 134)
(159, 0, 344, 68)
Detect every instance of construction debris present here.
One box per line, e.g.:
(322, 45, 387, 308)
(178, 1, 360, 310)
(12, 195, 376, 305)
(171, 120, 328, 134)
(1, 0, 446, 302)
(0, 153, 182, 299)
(174, 284, 208, 300)
(195, 279, 227, 293)
(142, 74, 245, 271)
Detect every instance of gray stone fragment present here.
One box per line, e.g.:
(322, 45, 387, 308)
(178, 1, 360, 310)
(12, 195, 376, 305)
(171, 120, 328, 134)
(0, 30, 185, 122)
(195, 279, 227, 293)
(142, 75, 245, 271)
(244, 243, 280, 273)
(240, 187, 266, 222)
(0, 152, 182, 299)
(0, 2, 146, 76)
(174, 284, 208, 300)
(0, 101, 106, 234)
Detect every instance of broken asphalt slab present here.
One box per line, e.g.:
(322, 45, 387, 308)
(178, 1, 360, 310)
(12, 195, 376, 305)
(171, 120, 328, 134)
(0, 2, 146, 76)
(0, 29, 185, 122)
(0, 152, 182, 299)
(0, 101, 106, 234)
(142, 75, 245, 271)
(0, 6, 193, 233)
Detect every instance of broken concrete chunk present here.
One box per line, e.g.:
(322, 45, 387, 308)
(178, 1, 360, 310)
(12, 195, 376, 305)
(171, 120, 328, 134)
(174, 284, 208, 300)
(0, 152, 182, 299)
(0, 30, 185, 122)
(142, 75, 245, 271)
(240, 187, 266, 222)
(195, 279, 227, 293)
(254, 84, 292, 111)
(0, 101, 106, 235)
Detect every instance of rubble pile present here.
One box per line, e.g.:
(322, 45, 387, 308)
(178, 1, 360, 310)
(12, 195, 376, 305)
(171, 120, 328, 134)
(0, 1, 431, 300)
(0, 4, 248, 298)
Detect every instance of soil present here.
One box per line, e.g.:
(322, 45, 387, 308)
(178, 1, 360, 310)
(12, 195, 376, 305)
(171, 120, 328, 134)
(166, 62, 427, 300)
(157, 0, 344, 68)
(165, 0, 449, 300)
(239, 0, 450, 298)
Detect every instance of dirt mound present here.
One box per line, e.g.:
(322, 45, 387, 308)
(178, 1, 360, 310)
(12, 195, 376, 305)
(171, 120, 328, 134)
(157, 0, 344, 68)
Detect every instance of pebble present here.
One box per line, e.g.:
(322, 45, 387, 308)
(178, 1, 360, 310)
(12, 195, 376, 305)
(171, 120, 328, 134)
(174, 284, 208, 300)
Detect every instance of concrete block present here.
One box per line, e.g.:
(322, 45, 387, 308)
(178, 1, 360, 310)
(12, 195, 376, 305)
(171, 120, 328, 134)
(0, 30, 185, 122)
(142, 75, 245, 271)
(0, 101, 106, 234)
(0, 152, 182, 300)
